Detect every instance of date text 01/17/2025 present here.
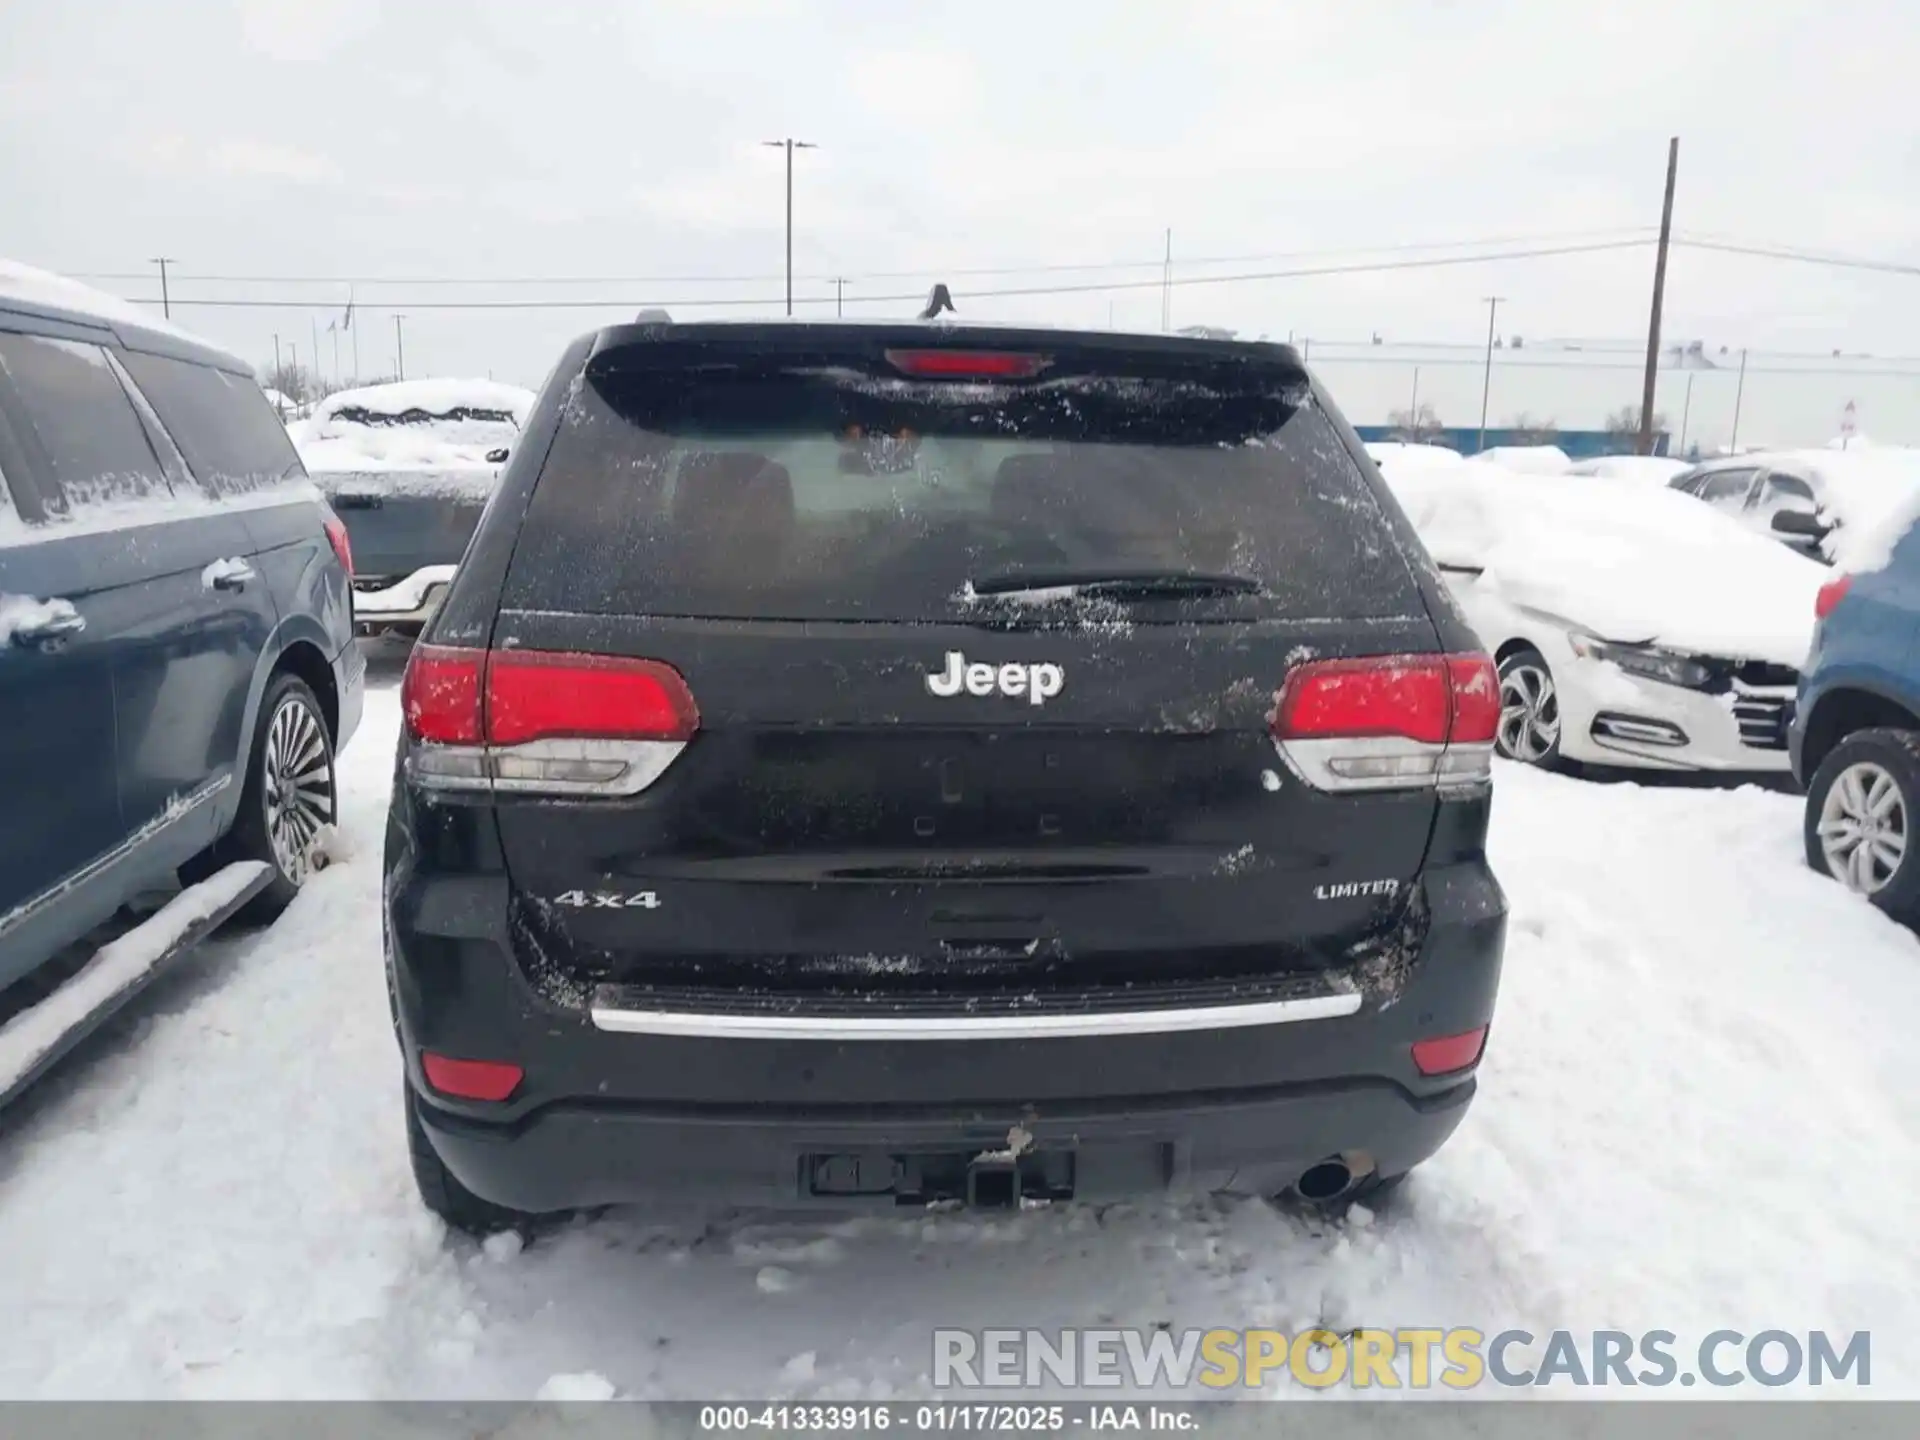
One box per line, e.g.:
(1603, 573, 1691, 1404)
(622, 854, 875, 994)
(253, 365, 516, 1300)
(697, 1404, 1200, 1432)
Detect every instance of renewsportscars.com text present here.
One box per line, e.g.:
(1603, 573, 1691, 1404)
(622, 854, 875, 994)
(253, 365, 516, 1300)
(932, 1327, 1871, 1391)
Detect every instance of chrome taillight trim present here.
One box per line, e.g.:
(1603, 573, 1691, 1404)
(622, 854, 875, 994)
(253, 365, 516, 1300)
(409, 738, 688, 797)
(1274, 736, 1493, 793)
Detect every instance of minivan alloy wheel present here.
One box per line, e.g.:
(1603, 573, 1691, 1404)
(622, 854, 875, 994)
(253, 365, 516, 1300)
(1817, 760, 1907, 895)
(1497, 660, 1560, 763)
(263, 692, 334, 882)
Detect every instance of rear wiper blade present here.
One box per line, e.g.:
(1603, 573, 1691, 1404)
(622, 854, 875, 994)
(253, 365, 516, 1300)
(965, 568, 1265, 601)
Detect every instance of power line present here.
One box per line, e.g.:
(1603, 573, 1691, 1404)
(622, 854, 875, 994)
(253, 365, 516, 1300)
(64, 227, 1660, 289)
(105, 238, 1658, 313)
(1673, 236, 1920, 279)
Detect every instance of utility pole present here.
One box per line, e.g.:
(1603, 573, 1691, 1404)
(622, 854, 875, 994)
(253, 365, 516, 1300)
(1409, 367, 1421, 430)
(148, 257, 176, 318)
(761, 138, 818, 316)
(271, 334, 284, 417)
(1679, 372, 1695, 454)
(394, 314, 406, 381)
(1160, 229, 1173, 332)
(1638, 136, 1681, 456)
(1479, 297, 1505, 455)
(831, 277, 847, 317)
(1730, 347, 1749, 451)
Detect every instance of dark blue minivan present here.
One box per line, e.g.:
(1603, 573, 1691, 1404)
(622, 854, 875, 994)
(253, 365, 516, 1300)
(0, 264, 363, 999)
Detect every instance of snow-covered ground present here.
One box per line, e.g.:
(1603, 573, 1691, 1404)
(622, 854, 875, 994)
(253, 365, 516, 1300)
(0, 657, 1916, 1399)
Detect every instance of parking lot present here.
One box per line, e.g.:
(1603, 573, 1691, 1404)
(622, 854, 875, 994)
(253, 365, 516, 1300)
(0, 646, 1909, 1399)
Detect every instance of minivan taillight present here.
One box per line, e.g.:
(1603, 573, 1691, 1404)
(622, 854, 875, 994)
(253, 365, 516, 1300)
(323, 514, 354, 580)
(401, 644, 699, 796)
(1270, 652, 1497, 792)
(1815, 574, 1853, 620)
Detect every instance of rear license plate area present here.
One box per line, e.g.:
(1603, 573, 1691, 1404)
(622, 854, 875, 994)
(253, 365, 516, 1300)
(805, 1149, 1077, 1207)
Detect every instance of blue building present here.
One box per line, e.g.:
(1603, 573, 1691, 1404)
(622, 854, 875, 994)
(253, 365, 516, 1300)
(1351, 425, 1672, 460)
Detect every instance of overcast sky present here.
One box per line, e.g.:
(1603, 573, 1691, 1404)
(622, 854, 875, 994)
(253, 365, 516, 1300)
(3, 0, 1917, 444)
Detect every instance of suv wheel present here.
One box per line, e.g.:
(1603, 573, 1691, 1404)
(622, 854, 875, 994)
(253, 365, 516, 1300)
(185, 672, 336, 924)
(1495, 648, 1562, 767)
(404, 1085, 535, 1238)
(1805, 728, 1920, 923)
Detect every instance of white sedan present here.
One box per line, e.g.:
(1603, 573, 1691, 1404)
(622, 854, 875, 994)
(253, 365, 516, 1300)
(1437, 570, 1799, 773)
(1374, 451, 1826, 776)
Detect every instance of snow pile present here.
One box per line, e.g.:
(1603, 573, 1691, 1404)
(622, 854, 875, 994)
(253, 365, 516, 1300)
(1470, 444, 1572, 475)
(1364, 441, 1463, 467)
(1379, 453, 1827, 668)
(0, 594, 77, 646)
(293, 379, 535, 493)
(0, 257, 202, 346)
(1564, 455, 1690, 486)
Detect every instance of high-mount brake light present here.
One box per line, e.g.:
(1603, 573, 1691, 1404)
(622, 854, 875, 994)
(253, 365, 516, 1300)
(884, 348, 1050, 380)
(1269, 652, 1497, 793)
(401, 645, 700, 797)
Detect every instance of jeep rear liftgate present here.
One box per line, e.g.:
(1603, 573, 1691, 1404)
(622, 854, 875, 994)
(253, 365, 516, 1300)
(400, 331, 1492, 1005)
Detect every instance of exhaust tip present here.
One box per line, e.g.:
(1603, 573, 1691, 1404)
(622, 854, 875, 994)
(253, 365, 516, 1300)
(1295, 1158, 1356, 1203)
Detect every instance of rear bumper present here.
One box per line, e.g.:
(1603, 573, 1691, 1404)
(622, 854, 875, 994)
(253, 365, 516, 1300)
(413, 1072, 1476, 1214)
(353, 565, 457, 632)
(386, 859, 1506, 1215)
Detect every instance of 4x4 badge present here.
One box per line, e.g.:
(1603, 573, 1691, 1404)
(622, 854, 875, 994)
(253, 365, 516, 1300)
(553, 889, 661, 910)
(926, 651, 1064, 706)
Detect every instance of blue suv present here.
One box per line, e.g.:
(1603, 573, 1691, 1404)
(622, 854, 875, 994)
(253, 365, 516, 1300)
(1791, 512, 1920, 923)
(0, 265, 364, 997)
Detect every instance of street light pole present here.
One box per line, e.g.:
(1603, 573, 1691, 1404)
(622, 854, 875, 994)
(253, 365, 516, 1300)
(148, 257, 177, 318)
(762, 138, 818, 316)
(1478, 296, 1505, 455)
(1730, 348, 1749, 451)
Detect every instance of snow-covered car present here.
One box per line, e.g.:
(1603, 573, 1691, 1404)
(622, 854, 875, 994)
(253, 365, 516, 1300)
(1375, 451, 1827, 774)
(290, 378, 536, 636)
(1564, 454, 1690, 486)
(1667, 449, 1920, 564)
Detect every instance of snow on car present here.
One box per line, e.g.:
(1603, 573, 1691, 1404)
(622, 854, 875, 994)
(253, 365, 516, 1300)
(1374, 449, 1827, 773)
(1468, 444, 1572, 475)
(1666, 447, 1920, 566)
(1563, 455, 1690, 486)
(291, 378, 537, 636)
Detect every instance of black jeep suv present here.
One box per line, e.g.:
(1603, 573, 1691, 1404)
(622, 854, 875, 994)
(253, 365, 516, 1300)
(383, 319, 1507, 1233)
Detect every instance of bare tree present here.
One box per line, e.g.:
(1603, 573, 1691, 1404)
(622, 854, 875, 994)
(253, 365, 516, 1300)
(1604, 404, 1669, 442)
(1386, 402, 1445, 442)
(1505, 412, 1560, 445)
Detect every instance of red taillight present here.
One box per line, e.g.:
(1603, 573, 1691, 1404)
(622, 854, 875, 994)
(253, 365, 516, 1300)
(1445, 653, 1501, 743)
(487, 650, 700, 745)
(1412, 1026, 1488, 1076)
(421, 1052, 523, 1102)
(1815, 574, 1854, 620)
(323, 514, 353, 579)
(402, 645, 701, 796)
(1269, 652, 1496, 792)
(402, 643, 484, 745)
(884, 348, 1050, 379)
(1272, 656, 1453, 745)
